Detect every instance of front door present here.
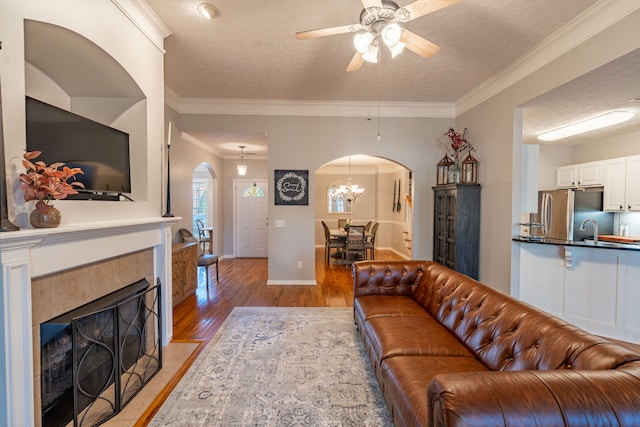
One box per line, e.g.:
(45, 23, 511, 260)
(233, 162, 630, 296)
(235, 180, 268, 257)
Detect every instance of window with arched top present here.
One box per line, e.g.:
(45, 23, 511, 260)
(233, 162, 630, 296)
(327, 180, 352, 213)
(243, 184, 264, 197)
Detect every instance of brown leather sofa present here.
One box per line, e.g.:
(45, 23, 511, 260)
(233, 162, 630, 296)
(353, 260, 640, 427)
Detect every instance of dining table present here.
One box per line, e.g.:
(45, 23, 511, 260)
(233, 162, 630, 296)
(329, 227, 372, 265)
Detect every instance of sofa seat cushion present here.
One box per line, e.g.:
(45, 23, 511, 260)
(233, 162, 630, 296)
(363, 316, 475, 363)
(381, 356, 488, 427)
(355, 295, 431, 323)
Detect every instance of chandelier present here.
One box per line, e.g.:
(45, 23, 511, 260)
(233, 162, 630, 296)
(331, 157, 365, 203)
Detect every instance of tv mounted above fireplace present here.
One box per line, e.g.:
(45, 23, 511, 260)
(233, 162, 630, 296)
(25, 96, 132, 201)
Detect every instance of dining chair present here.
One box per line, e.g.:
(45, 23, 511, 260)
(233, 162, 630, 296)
(195, 219, 211, 254)
(179, 228, 219, 288)
(322, 220, 345, 264)
(364, 221, 372, 233)
(364, 222, 379, 260)
(337, 219, 347, 229)
(344, 225, 366, 265)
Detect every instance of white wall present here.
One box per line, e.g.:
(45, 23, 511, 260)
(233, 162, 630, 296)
(178, 113, 452, 282)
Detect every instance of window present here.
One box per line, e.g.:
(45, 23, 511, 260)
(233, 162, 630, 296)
(327, 181, 352, 213)
(243, 183, 264, 197)
(192, 176, 209, 232)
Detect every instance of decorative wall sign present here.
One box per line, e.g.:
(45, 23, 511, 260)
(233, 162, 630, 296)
(275, 170, 308, 206)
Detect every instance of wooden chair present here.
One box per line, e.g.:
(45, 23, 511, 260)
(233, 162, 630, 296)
(364, 222, 379, 260)
(178, 228, 219, 288)
(337, 219, 347, 229)
(344, 225, 366, 265)
(322, 220, 345, 264)
(195, 219, 211, 254)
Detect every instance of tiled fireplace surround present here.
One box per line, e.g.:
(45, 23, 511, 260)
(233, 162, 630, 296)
(0, 218, 176, 427)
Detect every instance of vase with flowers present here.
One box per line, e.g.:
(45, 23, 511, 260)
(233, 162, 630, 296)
(18, 150, 84, 228)
(438, 128, 474, 184)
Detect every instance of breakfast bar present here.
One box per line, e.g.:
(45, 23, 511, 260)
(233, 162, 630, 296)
(513, 237, 640, 344)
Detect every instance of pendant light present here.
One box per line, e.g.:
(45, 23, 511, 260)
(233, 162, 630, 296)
(237, 146, 247, 176)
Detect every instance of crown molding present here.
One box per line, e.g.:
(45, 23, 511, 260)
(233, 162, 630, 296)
(166, 95, 456, 118)
(456, 0, 640, 115)
(111, 0, 172, 53)
(180, 131, 221, 156)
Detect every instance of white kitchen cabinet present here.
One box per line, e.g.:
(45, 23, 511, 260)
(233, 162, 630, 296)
(603, 157, 626, 211)
(556, 165, 577, 188)
(556, 161, 603, 188)
(577, 161, 603, 187)
(625, 155, 640, 211)
(603, 155, 640, 212)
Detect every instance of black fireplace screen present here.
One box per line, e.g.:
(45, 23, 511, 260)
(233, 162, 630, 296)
(41, 278, 162, 427)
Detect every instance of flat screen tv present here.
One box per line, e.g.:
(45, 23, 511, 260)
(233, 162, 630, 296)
(25, 96, 132, 199)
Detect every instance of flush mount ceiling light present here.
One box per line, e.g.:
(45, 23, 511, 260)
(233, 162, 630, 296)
(537, 111, 635, 141)
(296, 0, 461, 72)
(197, 3, 219, 20)
(236, 146, 247, 176)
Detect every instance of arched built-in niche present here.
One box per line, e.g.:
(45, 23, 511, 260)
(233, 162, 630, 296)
(23, 20, 148, 201)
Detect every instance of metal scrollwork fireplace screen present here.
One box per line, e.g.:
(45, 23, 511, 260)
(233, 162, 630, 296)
(40, 278, 162, 427)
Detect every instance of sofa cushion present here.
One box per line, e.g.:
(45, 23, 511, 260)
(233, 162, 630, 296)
(363, 316, 475, 363)
(381, 356, 488, 427)
(355, 295, 431, 323)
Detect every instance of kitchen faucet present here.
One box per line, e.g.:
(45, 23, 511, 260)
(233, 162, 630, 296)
(579, 218, 598, 244)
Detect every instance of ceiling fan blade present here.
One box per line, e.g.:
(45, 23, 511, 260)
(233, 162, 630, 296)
(346, 52, 365, 72)
(361, 0, 383, 8)
(401, 0, 463, 21)
(295, 24, 361, 40)
(400, 30, 440, 59)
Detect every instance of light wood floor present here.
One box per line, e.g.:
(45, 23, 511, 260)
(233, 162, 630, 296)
(124, 247, 405, 425)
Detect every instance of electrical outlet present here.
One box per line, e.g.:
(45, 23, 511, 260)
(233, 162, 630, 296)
(297, 261, 303, 269)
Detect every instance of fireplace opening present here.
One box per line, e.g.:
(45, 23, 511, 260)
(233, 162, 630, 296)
(40, 278, 162, 427)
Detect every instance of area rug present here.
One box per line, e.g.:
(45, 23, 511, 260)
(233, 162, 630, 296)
(149, 307, 392, 426)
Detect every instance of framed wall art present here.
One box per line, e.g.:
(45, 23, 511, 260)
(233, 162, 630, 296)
(275, 169, 308, 206)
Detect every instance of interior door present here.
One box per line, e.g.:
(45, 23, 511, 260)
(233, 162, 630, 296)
(235, 180, 268, 257)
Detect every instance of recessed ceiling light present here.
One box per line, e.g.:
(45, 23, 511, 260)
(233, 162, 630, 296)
(537, 111, 634, 141)
(197, 3, 219, 20)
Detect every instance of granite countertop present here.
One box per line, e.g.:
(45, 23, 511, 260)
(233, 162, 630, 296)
(513, 236, 640, 251)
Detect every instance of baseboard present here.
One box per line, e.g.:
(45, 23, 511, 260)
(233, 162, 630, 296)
(266, 280, 317, 286)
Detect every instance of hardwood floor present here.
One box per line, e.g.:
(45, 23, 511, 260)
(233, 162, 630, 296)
(172, 247, 406, 342)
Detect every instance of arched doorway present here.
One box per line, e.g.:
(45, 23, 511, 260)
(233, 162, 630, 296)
(315, 154, 414, 265)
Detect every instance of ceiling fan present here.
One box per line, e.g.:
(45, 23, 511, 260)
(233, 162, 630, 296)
(295, 0, 462, 72)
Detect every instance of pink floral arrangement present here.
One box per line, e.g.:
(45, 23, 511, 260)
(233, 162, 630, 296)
(18, 150, 84, 213)
(438, 128, 473, 159)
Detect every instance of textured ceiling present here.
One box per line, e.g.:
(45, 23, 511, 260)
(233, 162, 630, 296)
(149, 0, 598, 103)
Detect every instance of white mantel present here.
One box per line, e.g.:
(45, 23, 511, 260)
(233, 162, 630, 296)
(0, 217, 177, 427)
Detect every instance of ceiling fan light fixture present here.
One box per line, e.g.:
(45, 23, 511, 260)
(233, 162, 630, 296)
(354, 32, 374, 54)
(197, 3, 219, 20)
(381, 23, 402, 46)
(388, 41, 406, 58)
(362, 44, 379, 63)
(537, 111, 634, 141)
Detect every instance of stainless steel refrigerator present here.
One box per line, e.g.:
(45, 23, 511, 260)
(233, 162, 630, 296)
(533, 188, 613, 241)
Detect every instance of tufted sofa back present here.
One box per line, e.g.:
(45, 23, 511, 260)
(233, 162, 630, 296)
(419, 262, 640, 371)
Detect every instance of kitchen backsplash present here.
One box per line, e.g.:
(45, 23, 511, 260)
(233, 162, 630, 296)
(616, 212, 640, 237)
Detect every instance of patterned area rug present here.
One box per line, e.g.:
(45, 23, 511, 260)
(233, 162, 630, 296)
(150, 307, 392, 426)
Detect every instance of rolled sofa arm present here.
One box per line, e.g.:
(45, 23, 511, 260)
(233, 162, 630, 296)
(427, 365, 640, 427)
(352, 260, 429, 298)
